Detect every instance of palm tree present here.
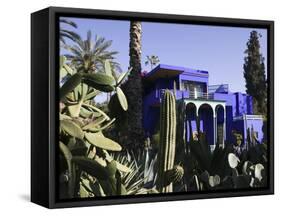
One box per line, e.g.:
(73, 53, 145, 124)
(65, 30, 120, 74)
(59, 18, 81, 45)
(123, 21, 144, 150)
(145, 55, 160, 69)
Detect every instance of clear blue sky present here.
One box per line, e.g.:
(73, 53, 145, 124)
(60, 17, 267, 93)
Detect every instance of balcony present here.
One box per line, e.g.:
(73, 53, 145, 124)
(188, 91, 214, 100)
(159, 89, 214, 100)
(144, 89, 217, 107)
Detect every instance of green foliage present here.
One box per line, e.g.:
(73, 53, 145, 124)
(60, 119, 84, 140)
(185, 137, 267, 191)
(111, 152, 154, 195)
(85, 132, 122, 151)
(116, 68, 132, 86)
(64, 30, 120, 73)
(243, 31, 267, 114)
(60, 73, 82, 100)
(72, 156, 116, 180)
(82, 73, 115, 88)
(58, 52, 140, 199)
(116, 87, 128, 111)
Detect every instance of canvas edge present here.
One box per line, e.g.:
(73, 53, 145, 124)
(31, 8, 51, 208)
(31, 6, 274, 209)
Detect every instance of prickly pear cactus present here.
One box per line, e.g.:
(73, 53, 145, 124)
(157, 90, 177, 193)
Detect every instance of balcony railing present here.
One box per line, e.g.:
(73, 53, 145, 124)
(158, 89, 214, 100)
(189, 91, 214, 100)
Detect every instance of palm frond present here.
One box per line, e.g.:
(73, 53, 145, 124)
(60, 29, 81, 42)
(60, 18, 78, 28)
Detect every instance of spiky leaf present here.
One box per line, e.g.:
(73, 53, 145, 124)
(116, 87, 128, 111)
(79, 106, 93, 118)
(116, 161, 133, 173)
(84, 90, 100, 101)
(82, 104, 110, 120)
(82, 117, 107, 130)
(83, 118, 115, 132)
(116, 68, 132, 86)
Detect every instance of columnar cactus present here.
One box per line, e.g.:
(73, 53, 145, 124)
(157, 90, 177, 193)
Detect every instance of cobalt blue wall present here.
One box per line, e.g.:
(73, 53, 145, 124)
(143, 106, 160, 136)
(234, 92, 253, 116)
(142, 64, 262, 146)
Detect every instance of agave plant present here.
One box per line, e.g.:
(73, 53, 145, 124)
(111, 152, 147, 195)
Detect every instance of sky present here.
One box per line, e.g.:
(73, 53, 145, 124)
(60, 17, 267, 94)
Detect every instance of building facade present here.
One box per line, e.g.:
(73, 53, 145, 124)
(143, 64, 264, 150)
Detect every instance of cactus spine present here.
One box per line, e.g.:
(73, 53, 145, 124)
(157, 90, 176, 193)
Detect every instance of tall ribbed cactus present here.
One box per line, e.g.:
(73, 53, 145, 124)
(157, 90, 177, 193)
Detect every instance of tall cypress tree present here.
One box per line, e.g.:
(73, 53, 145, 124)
(243, 31, 267, 115)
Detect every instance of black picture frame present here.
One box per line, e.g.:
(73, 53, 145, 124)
(31, 6, 274, 208)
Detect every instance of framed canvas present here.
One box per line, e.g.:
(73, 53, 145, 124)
(31, 7, 274, 208)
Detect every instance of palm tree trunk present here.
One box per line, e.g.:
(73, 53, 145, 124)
(124, 21, 144, 150)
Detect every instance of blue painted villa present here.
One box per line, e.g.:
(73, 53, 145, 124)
(143, 64, 264, 150)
